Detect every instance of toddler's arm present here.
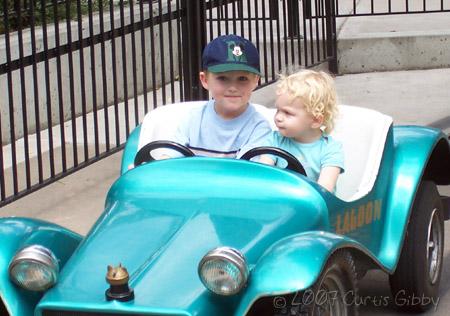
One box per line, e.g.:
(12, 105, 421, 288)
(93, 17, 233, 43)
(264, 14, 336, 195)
(259, 155, 275, 165)
(317, 166, 341, 192)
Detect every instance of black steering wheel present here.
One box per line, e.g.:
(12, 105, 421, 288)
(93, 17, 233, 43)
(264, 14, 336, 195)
(240, 146, 306, 175)
(134, 140, 195, 167)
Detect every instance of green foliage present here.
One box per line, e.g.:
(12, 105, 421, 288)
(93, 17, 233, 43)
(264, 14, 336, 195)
(0, 0, 111, 34)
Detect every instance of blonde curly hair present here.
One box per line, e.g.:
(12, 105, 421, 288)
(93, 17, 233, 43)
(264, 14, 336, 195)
(277, 70, 338, 134)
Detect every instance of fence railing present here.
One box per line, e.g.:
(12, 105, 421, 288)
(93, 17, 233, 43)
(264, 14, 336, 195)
(0, 0, 336, 206)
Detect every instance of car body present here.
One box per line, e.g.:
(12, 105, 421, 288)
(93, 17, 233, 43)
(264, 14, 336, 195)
(1, 101, 450, 316)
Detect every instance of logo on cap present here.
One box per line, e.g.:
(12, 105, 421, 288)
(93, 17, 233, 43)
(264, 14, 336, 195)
(227, 41, 247, 62)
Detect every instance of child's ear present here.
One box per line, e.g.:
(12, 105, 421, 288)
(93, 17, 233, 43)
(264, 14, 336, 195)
(199, 71, 209, 89)
(311, 114, 324, 129)
(251, 75, 260, 89)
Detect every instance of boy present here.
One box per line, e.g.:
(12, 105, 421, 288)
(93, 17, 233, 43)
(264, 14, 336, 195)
(260, 70, 344, 192)
(171, 34, 271, 158)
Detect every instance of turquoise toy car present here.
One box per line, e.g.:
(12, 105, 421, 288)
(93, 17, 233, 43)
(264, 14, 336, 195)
(1, 101, 450, 316)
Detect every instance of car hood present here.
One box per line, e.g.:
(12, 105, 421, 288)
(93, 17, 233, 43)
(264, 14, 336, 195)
(38, 158, 328, 315)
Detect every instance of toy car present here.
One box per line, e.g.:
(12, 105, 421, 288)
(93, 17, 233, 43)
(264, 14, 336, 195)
(1, 101, 449, 316)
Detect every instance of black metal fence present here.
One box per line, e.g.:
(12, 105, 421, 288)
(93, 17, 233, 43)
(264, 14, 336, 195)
(0, 0, 336, 206)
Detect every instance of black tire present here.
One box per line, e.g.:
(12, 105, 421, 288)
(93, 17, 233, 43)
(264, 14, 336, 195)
(274, 250, 359, 316)
(389, 181, 444, 312)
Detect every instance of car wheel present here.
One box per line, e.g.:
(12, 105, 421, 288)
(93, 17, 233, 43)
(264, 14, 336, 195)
(389, 180, 444, 312)
(275, 250, 358, 316)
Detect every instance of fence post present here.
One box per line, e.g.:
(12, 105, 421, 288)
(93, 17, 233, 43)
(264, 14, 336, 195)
(181, 0, 208, 101)
(325, 0, 338, 73)
(287, 0, 300, 38)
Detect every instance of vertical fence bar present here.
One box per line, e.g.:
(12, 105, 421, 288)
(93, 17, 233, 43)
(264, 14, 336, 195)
(315, 0, 321, 62)
(325, 0, 337, 73)
(295, 0, 302, 68)
(308, 0, 314, 65)
(1, 0, 14, 197)
(388, 0, 392, 13)
(119, 1, 130, 137)
(268, 0, 276, 80)
(17, 0, 32, 188)
(239, 0, 244, 36)
(129, 0, 139, 126)
(288, 1, 296, 66)
(167, 0, 176, 102)
(231, 0, 237, 34)
(287, 0, 299, 38)
(110, 0, 120, 146)
(65, 0, 78, 167)
(29, 0, 43, 183)
(224, 0, 229, 34)
(158, 0, 167, 104)
(148, 0, 158, 107)
(301, 0, 309, 66)
(139, 0, 149, 113)
(216, 0, 222, 36)
(176, 0, 184, 100)
(320, 0, 326, 61)
(281, 0, 288, 68)
(246, 0, 252, 41)
(254, 0, 261, 62)
(208, 0, 214, 40)
(77, 0, 89, 162)
(41, 0, 55, 177)
(53, 0, 67, 172)
(261, 0, 268, 82)
(87, 0, 99, 157)
(99, 0, 110, 151)
(273, 0, 282, 73)
(181, 0, 207, 100)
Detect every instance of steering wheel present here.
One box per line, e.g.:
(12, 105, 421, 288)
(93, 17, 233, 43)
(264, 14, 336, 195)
(134, 140, 195, 166)
(240, 146, 306, 176)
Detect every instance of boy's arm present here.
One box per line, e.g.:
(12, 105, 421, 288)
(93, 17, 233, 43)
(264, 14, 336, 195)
(238, 120, 272, 158)
(317, 166, 341, 192)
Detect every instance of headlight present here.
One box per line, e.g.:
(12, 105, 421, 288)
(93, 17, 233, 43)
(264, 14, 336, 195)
(8, 245, 59, 291)
(198, 247, 249, 295)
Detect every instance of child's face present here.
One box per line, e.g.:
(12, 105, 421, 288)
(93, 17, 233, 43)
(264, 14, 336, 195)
(199, 71, 260, 119)
(274, 92, 322, 142)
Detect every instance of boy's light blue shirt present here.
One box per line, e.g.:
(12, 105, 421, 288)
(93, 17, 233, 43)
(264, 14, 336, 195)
(173, 100, 271, 158)
(266, 131, 345, 181)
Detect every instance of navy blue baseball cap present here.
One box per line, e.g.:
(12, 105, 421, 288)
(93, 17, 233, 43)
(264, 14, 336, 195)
(202, 34, 260, 75)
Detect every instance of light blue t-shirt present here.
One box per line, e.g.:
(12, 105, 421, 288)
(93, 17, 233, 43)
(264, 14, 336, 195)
(266, 131, 345, 181)
(173, 100, 271, 158)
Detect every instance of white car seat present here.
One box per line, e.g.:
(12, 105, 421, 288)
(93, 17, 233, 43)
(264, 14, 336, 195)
(138, 102, 392, 201)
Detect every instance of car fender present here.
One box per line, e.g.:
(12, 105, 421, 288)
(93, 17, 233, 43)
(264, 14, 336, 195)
(0, 217, 82, 316)
(120, 124, 141, 175)
(379, 126, 450, 271)
(236, 231, 370, 316)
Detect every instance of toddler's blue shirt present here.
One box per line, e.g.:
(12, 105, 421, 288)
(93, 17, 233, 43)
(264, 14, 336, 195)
(266, 131, 345, 181)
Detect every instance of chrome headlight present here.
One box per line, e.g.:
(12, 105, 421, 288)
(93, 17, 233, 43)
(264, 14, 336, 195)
(198, 247, 249, 296)
(8, 245, 59, 291)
